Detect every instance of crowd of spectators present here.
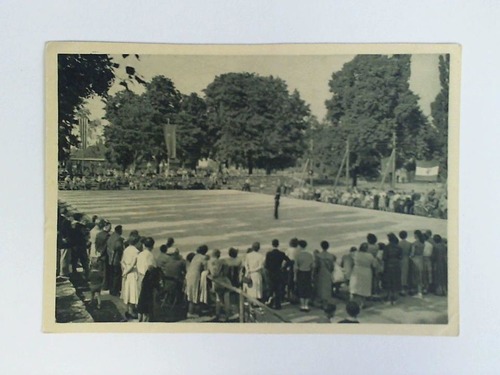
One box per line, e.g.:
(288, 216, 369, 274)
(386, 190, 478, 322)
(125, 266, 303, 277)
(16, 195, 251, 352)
(290, 186, 447, 219)
(57, 201, 447, 323)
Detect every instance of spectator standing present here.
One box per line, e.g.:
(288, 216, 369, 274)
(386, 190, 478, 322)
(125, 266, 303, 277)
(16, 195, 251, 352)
(137, 237, 157, 298)
(69, 213, 90, 280)
(121, 233, 141, 319)
(410, 230, 425, 298)
(162, 247, 186, 305)
(432, 235, 448, 296)
(243, 242, 265, 301)
(105, 225, 124, 296)
(383, 233, 403, 304)
(137, 267, 163, 322)
(285, 238, 299, 301)
(95, 220, 111, 287)
(225, 248, 242, 288)
(398, 230, 412, 295)
(88, 216, 101, 261)
(208, 249, 232, 321)
(185, 245, 209, 317)
(295, 240, 315, 312)
(314, 241, 336, 307)
(349, 243, 378, 308)
(422, 233, 434, 294)
(265, 239, 289, 310)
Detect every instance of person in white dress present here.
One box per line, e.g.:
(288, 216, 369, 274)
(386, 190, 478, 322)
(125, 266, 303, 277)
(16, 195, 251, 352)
(121, 232, 141, 319)
(244, 242, 265, 300)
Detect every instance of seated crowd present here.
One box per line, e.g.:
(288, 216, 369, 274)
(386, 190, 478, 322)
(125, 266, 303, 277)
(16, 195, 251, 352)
(57, 202, 448, 323)
(291, 186, 447, 219)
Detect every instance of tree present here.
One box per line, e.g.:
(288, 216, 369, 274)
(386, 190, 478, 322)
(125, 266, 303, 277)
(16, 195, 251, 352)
(103, 90, 157, 171)
(58, 54, 115, 161)
(204, 73, 310, 174)
(57, 54, 145, 162)
(430, 54, 450, 177)
(143, 76, 182, 169)
(325, 55, 430, 177)
(176, 93, 210, 168)
(103, 75, 186, 172)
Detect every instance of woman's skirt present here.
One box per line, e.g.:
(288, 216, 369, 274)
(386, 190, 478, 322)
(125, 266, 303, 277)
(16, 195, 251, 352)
(296, 270, 312, 299)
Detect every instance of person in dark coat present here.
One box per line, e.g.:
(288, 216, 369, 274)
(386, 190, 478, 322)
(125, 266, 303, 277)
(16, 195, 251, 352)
(137, 267, 163, 322)
(274, 185, 281, 219)
(383, 233, 403, 304)
(265, 239, 289, 309)
(69, 213, 90, 280)
(432, 235, 448, 296)
(105, 225, 124, 296)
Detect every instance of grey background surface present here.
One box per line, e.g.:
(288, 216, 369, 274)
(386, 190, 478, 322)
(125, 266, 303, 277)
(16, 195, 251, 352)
(1, 0, 498, 373)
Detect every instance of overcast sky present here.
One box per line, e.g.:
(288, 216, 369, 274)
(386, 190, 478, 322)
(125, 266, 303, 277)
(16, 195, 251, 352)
(85, 53, 441, 126)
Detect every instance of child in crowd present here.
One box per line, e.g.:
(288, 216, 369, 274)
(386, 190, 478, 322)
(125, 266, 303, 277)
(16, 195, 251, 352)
(338, 301, 360, 323)
(324, 303, 337, 323)
(89, 259, 104, 309)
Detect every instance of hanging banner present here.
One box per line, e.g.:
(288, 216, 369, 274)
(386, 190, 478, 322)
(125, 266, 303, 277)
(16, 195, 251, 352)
(163, 124, 177, 159)
(380, 154, 395, 173)
(415, 160, 439, 181)
(78, 116, 89, 150)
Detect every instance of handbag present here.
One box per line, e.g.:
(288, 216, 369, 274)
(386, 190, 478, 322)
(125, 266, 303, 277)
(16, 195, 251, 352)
(332, 263, 345, 284)
(242, 275, 253, 288)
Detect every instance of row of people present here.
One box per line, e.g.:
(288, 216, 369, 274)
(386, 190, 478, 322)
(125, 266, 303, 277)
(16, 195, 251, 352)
(291, 186, 447, 219)
(57, 205, 447, 322)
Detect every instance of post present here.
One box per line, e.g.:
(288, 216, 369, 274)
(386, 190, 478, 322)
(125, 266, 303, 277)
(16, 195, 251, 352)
(391, 130, 396, 188)
(345, 139, 350, 187)
(239, 293, 245, 323)
(309, 139, 314, 188)
(334, 148, 347, 188)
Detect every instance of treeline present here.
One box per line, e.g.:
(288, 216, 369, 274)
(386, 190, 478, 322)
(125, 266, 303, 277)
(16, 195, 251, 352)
(58, 54, 449, 179)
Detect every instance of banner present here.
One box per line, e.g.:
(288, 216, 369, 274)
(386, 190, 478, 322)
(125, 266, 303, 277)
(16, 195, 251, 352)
(163, 124, 177, 159)
(415, 160, 439, 181)
(78, 116, 88, 150)
(380, 155, 395, 173)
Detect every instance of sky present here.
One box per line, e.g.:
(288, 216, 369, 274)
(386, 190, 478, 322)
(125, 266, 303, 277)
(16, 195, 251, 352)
(85, 53, 441, 134)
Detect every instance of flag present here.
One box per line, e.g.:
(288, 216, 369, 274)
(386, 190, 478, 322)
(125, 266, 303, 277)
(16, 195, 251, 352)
(415, 160, 439, 181)
(163, 124, 177, 159)
(78, 116, 89, 150)
(380, 155, 395, 173)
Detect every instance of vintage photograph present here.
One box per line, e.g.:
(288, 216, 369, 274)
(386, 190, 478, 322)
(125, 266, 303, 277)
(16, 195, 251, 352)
(44, 43, 460, 334)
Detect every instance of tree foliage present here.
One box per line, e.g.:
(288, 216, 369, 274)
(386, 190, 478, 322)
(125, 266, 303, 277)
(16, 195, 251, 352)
(430, 54, 450, 177)
(58, 54, 115, 161)
(204, 73, 310, 174)
(103, 76, 186, 171)
(103, 90, 157, 171)
(324, 54, 431, 177)
(57, 54, 144, 162)
(176, 93, 210, 169)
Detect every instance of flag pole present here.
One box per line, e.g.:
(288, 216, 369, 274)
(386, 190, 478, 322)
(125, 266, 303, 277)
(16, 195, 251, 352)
(345, 138, 350, 187)
(391, 130, 396, 188)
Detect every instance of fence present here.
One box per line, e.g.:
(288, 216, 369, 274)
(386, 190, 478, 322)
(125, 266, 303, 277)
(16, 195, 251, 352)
(206, 275, 290, 323)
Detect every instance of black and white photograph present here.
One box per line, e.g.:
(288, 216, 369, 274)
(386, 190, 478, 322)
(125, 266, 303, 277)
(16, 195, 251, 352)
(44, 42, 459, 335)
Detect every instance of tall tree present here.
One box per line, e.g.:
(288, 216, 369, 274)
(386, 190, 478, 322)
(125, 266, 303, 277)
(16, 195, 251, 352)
(58, 54, 115, 161)
(103, 90, 156, 171)
(143, 76, 182, 168)
(204, 73, 310, 174)
(176, 93, 210, 168)
(325, 54, 429, 177)
(57, 54, 145, 162)
(430, 54, 450, 177)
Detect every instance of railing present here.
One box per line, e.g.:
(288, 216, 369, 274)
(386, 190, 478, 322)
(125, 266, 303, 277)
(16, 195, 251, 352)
(207, 275, 290, 323)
